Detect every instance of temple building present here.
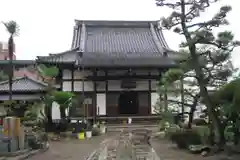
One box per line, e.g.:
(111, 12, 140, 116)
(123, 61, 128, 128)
(36, 20, 180, 121)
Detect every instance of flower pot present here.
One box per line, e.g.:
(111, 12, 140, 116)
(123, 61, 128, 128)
(85, 131, 92, 139)
(128, 118, 132, 124)
(78, 132, 85, 140)
(100, 126, 106, 134)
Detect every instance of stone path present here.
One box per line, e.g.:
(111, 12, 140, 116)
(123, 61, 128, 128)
(89, 129, 160, 160)
(28, 134, 112, 160)
(29, 130, 161, 160)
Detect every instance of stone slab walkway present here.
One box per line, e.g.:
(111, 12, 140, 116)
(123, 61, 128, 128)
(28, 134, 113, 160)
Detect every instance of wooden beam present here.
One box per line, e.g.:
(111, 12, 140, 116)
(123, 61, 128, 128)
(85, 75, 161, 81)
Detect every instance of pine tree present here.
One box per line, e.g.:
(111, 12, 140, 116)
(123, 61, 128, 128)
(156, 0, 239, 146)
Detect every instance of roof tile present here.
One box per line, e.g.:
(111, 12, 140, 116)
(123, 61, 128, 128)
(0, 77, 47, 92)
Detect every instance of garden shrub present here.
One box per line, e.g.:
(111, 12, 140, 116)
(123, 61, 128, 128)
(92, 127, 101, 136)
(170, 129, 202, 149)
(192, 126, 210, 144)
(192, 118, 208, 126)
(164, 125, 180, 139)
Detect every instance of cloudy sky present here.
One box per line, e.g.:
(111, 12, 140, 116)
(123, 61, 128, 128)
(0, 0, 239, 67)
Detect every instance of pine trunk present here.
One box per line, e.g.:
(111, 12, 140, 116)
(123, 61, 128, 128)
(180, 0, 225, 146)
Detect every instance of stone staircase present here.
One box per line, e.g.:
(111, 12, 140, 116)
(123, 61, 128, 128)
(106, 124, 159, 133)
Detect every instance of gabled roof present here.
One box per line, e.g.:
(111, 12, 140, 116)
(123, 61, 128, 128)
(37, 20, 179, 67)
(0, 76, 48, 92)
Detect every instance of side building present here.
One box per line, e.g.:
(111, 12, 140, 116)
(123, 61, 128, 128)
(37, 20, 180, 121)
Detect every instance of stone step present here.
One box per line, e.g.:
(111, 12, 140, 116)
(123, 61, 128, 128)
(107, 126, 158, 132)
(107, 124, 158, 128)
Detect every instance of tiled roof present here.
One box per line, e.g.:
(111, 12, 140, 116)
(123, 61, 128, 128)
(85, 27, 161, 53)
(0, 76, 48, 92)
(37, 20, 178, 67)
(0, 60, 36, 69)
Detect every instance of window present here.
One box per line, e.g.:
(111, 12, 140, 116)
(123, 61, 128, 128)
(2, 42, 8, 50)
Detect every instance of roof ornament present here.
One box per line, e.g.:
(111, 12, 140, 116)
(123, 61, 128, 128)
(150, 23, 164, 55)
(79, 23, 86, 52)
(71, 25, 79, 48)
(156, 20, 161, 29)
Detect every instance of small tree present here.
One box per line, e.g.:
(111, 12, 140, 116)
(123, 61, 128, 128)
(211, 78, 240, 144)
(156, 0, 239, 146)
(37, 64, 59, 132)
(2, 21, 19, 104)
(53, 91, 74, 119)
(159, 68, 200, 129)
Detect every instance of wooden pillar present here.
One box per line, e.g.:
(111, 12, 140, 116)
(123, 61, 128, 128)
(93, 69, 97, 122)
(148, 71, 151, 115)
(105, 70, 108, 117)
(71, 65, 74, 92)
(59, 66, 63, 91)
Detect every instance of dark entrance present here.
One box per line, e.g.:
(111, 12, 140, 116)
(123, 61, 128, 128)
(118, 91, 138, 115)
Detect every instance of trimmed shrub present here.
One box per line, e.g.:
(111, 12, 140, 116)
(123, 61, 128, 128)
(165, 125, 180, 139)
(192, 126, 210, 144)
(170, 129, 202, 149)
(192, 118, 208, 126)
(92, 127, 101, 136)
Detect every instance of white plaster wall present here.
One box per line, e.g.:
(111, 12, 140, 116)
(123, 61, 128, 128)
(133, 80, 149, 91)
(151, 80, 158, 91)
(52, 101, 61, 120)
(62, 69, 72, 79)
(74, 70, 93, 79)
(73, 81, 94, 91)
(150, 70, 159, 76)
(62, 81, 72, 91)
(151, 92, 159, 114)
(96, 93, 106, 115)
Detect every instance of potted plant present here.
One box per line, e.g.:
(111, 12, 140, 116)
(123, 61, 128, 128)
(78, 127, 85, 140)
(85, 121, 92, 139)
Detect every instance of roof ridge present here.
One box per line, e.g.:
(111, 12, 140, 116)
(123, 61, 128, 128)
(149, 23, 165, 55)
(37, 47, 79, 60)
(24, 76, 48, 87)
(0, 77, 25, 85)
(0, 76, 48, 87)
(75, 19, 158, 27)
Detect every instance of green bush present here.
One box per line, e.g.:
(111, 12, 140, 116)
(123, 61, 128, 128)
(92, 127, 101, 136)
(192, 118, 208, 126)
(170, 129, 202, 149)
(192, 126, 210, 144)
(165, 125, 180, 139)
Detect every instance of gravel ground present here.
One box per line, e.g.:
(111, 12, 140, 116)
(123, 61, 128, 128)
(150, 138, 240, 160)
(28, 134, 113, 160)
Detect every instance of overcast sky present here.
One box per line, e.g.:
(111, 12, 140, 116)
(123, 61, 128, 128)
(0, 0, 239, 67)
